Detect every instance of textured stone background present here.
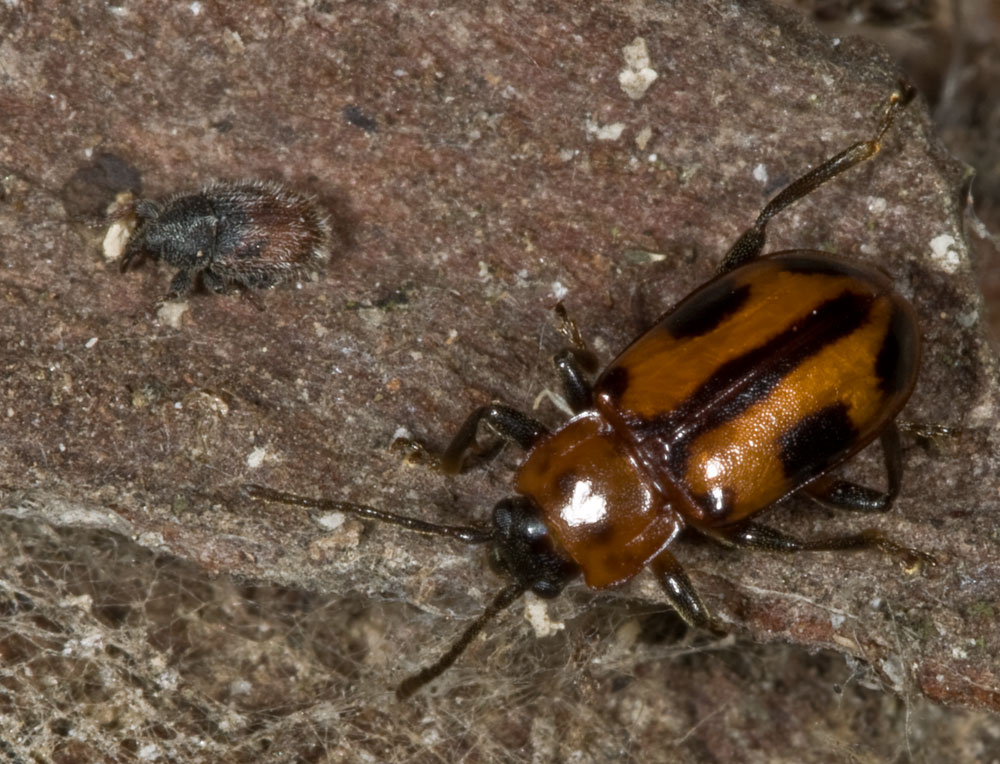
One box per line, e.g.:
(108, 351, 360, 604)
(1, 0, 999, 761)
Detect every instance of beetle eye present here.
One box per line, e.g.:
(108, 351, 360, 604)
(490, 497, 578, 596)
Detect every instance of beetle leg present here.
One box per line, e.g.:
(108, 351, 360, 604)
(718, 521, 934, 571)
(554, 302, 599, 370)
(718, 84, 915, 274)
(804, 424, 901, 512)
(438, 404, 549, 474)
(552, 302, 599, 413)
(649, 551, 718, 631)
(553, 349, 594, 413)
(392, 404, 547, 473)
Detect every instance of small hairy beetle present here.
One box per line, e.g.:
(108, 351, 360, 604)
(118, 180, 331, 299)
(248, 85, 932, 699)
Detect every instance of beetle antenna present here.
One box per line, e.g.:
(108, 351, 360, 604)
(396, 582, 527, 700)
(243, 484, 494, 544)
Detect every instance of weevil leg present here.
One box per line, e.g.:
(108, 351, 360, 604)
(804, 424, 901, 512)
(650, 551, 718, 631)
(718, 84, 915, 274)
(717, 521, 934, 571)
(552, 302, 600, 413)
(119, 246, 146, 273)
(166, 268, 194, 299)
(201, 268, 229, 294)
(438, 404, 549, 474)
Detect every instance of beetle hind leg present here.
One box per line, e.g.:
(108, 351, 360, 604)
(719, 521, 934, 572)
(717, 84, 915, 274)
(165, 268, 195, 299)
(804, 425, 902, 513)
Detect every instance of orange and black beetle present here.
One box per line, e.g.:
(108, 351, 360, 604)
(247, 85, 932, 698)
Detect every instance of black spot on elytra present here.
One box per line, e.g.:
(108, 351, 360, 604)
(668, 283, 752, 339)
(778, 402, 857, 481)
(691, 485, 737, 520)
(597, 366, 629, 404)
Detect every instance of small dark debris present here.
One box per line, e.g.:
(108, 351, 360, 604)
(344, 105, 378, 133)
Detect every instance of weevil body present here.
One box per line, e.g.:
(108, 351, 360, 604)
(248, 85, 932, 699)
(119, 180, 330, 299)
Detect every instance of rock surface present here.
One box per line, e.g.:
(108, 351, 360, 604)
(1, 0, 998, 760)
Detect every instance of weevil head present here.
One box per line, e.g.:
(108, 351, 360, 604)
(489, 496, 579, 598)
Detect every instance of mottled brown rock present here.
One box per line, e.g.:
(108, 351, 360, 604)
(0, 0, 998, 761)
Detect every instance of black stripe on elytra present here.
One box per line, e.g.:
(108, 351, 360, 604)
(633, 290, 875, 474)
(777, 402, 858, 481)
(875, 302, 917, 395)
(668, 283, 753, 340)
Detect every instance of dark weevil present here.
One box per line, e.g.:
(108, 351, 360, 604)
(118, 180, 331, 299)
(247, 84, 934, 699)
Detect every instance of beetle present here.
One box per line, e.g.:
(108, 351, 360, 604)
(247, 84, 933, 699)
(118, 180, 331, 299)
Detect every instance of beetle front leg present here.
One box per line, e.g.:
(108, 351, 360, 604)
(553, 349, 594, 413)
(650, 551, 719, 631)
(440, 405, 548, 473)
(552, 302, 599, 414)
(804, 424, 901, 512)
(719, 521, 934, 571)
(395, 404, 549, 474)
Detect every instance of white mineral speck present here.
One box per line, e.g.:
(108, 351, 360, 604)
(102, 219, 133, 262)
(524, 594, 565, 638)
(156, 300, 190, 328)
(929, 233, 961, 273)
(246, 446, 267, 469)
(316, 512, 346, 531)
(619, 37, 658, 100)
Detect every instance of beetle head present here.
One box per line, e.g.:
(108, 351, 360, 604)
(490, 496, 579, 598)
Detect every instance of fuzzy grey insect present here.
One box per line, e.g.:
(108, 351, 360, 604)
(118, 180, 331, 299)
